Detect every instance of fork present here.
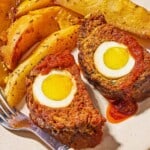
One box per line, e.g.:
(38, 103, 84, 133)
(0, 88, 73, 150)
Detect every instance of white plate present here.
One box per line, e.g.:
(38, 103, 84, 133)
(0, 0, 150, 150)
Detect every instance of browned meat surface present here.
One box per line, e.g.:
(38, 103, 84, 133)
(26, 50, 105, 149)
(78, 13, 150, 115)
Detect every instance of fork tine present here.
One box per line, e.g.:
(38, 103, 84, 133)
(0, 112, 12, 130)
(0, 105, 10, 118)
(0, 90, 12, 118)
(0, 88, 16, 116)
(0, 108, 8, 122)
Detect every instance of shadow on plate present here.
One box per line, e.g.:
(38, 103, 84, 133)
(136, 97, 150, 116)
(95, 125, 121, 150)
(84, 125, 121, 150)
(83, 80, 121, 150)
(10, 130, 50, 149)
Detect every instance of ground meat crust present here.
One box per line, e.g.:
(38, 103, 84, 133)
(78, 13, 150, 115)
(79, 24, 144, 89)
(26, 50, 105, 149)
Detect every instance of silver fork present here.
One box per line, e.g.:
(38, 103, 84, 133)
(0, 88, 73, 150)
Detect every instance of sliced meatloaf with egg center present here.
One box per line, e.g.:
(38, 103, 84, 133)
(78, 12, 150, 115)
(26, 50, 105, 149)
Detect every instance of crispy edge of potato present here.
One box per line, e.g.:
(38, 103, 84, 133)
(5, 25, 79, 107)
(54, 0, 103, 16)
(0, 60, 9, 87)
(55, 7, 83, 29)
(16, 0, 54, 17)
(55, 0, 150, 39)
(1, 6, 60, 70)
(99, 0, 150, 39)
(0, 0, 16, 33)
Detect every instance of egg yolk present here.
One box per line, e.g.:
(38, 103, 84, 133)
(104, 47, 129, 70)
(42, 74, 73, 101)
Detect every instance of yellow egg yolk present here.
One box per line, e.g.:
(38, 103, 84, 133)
(104, 47, 129, 70)
(42, 74, 73, 101)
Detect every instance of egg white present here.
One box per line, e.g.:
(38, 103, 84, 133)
(33, 70, 77, 108)
(94, 41, 135, 78)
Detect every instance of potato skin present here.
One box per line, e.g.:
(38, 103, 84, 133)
(0, 61, 8, 87)
(55, 0, 103, 16)
(16, 0, 54, 17)
(1, 7, 60, 70)
(5, 25, 79, 107)
(55, 7, 83, 29)
(0, 0, 16, 36)
(99, 0, 150, 39)
(55, 0, 150, 39)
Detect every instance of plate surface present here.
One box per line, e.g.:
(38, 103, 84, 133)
(0, 0, 150, 150)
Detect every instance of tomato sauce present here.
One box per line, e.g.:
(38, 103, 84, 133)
(34, 50, 75, 75)
(106, 103, 137, 123)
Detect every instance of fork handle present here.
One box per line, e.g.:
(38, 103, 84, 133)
(29, 124, 73, 150)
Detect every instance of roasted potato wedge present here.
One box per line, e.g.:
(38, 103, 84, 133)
(0, 61, 9, 87)
(16, 0, 54, 17)
(1, 7, 60, 70)
(5, 25, 79, 107)
(55, 8, 83, 29)
(98, 0, 150, 39)
(0, 0, 16, 46)
(55, 0, 103, 16)
(0, 0, 16, 33)
(55, 0, 150, 39)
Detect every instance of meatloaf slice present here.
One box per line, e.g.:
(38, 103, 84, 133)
(26, 50, 105, 149)
(78, 13, 150, 115)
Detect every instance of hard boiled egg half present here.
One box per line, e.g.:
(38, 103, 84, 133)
(33, 70, 77, 108)
(94, 41, 135, 78)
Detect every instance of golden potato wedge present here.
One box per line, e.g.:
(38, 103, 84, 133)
(16, 0, 54, 17)
(55, 0, 103, 16)
(0, 0, 16, 33)
(55, 7, 83, 29)
(5, 25, 79, 107)
(0, 60, 9, 87)
(0, 0, 17, 47)
(1, 7, 60, 70)
(98, 0, 150, 39)
(55, 0, 150, 39)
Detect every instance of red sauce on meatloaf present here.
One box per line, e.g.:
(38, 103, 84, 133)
(107, 103, 137, 123)
(27, 50, 105, 148)
(34, 50, 75, 75)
